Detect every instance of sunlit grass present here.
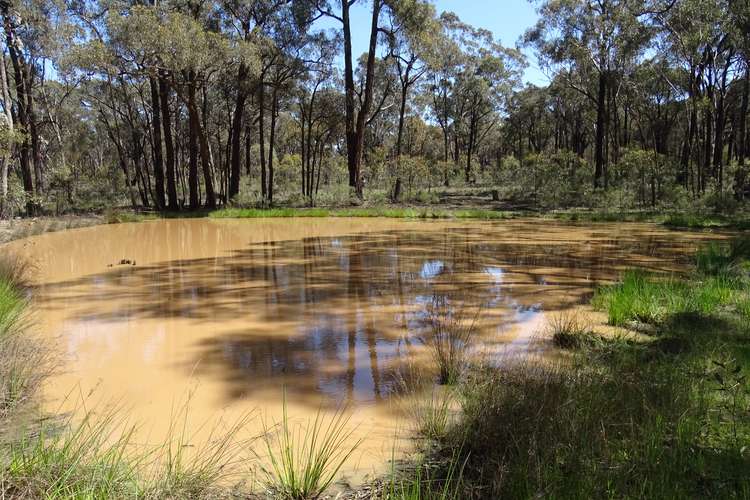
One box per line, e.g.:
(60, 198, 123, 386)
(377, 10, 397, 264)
(382, 451, 466, 500)
(259, 397, 362, 499)
(2, 401, 255, 499)
(592, 271, 740, 326)
(0, 255, 43, 417)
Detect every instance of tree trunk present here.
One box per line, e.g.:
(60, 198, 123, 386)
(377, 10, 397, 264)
(0, 47, 13, 216)
(3, 16, 34, 212)
(342, 0, 381, 200)
(594, 70, 606, 189)
(229, 64, 248, 201)
(159, 73, 179, 210)
(149, 76, 165, 209)
(258, 81, 267, 202)
(267, 87, 278, 206)
(187, 77, 200, 209)
(740, 64, 749, 169)
(392, 81, 409, 201)
(194, 104, 216, 209)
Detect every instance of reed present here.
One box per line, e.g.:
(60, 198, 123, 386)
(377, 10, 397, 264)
(259, 396, 362, 499)
(422, 296, 479, 385)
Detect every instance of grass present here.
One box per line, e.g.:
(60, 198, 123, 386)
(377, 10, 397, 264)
(0, 256, 44, 417)
(552, 209, 750, 231)
(546, 311, 601, 349)
(397, 236, 750, 498)
(104, 209, 159, 224)
(3, 406, 143, 498)
(259, 397, 362, 499)
(208, 207, 515, 220)
(662, 213, 750, 230)
(410, 389, 454, 441)
(591, 270, 739, 326)
(1, 402, 254, 499)
(421, 296, 480, 385)
(382, 451, 466, 500)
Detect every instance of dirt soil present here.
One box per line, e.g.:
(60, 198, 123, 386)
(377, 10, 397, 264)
(0, 215, 104, 245)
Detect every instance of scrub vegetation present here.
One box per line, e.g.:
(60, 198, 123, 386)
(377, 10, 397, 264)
(399, 236, 750, 499)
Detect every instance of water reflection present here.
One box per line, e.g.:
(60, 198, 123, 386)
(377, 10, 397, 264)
(7, 218, 722, 411)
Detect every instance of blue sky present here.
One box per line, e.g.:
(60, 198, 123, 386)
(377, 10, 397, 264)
(333, 0, 547, 86)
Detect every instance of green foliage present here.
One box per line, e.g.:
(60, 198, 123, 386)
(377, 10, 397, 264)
(592, 271, 738, 326)
(382, 452, 466, 500)
(259, 397, 361, 500)
(497, 151, 594, 208)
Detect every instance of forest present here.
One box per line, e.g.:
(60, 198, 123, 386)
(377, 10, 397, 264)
(1, 1, 750, 499)
(0, 0, 747, 217)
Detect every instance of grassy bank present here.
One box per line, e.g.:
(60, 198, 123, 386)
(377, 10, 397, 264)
(395, 236, 750, 499)
(552, 209, 750, 231)
(208, 207, 515, 220)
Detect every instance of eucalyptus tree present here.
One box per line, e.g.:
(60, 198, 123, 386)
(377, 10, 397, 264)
(294, 31, 339, 202)
(1, 0, 70, 212)
(385, 0, 438, 200)
(313, 0, 396, 199)
(526, 0, 650, 189)
(105, 3, 233, 209)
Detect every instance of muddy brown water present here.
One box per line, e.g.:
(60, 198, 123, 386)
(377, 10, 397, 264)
(1, 217, 723, 488)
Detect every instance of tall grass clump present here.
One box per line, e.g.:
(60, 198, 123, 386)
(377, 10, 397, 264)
(432, 352, 743, 499)
(0, 255, 44, 417)
(146, 402, 255, 498)
(592, 271, 687, 325)
(0, 273, 25, 339)
(421, 296, 479, 385)
(383, 451, 466, 500)
(696, 236, 750, 278)
(2, 406, 142, 498)
(1, 401, 256, 499)
(546, 311, 600, 349)
(592, 270, 740, 326)
(259, 397, 362, 499)
(409, 389, 454, 441)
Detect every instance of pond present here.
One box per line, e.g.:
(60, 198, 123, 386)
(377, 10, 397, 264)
(2, 217, 718, 487)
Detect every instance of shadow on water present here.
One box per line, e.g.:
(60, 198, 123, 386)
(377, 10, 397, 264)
(27, 219, 718, 408)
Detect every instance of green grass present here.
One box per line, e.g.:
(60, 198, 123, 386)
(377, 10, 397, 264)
(592, 271, 739, 326)
(663, 213, 750, 230)
(382, 451, 466, 500)
(0, 256, 42, 417)
(208, 207, 514, 220)
(551, 209, 750, 231)
(2, 402, 254, 499)
(259, 397, 362, 499)
(104, 209, 159, 224)
(0, 274, 25, 339)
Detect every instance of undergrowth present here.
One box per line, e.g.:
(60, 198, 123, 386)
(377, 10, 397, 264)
(399, 235, 750, 498)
